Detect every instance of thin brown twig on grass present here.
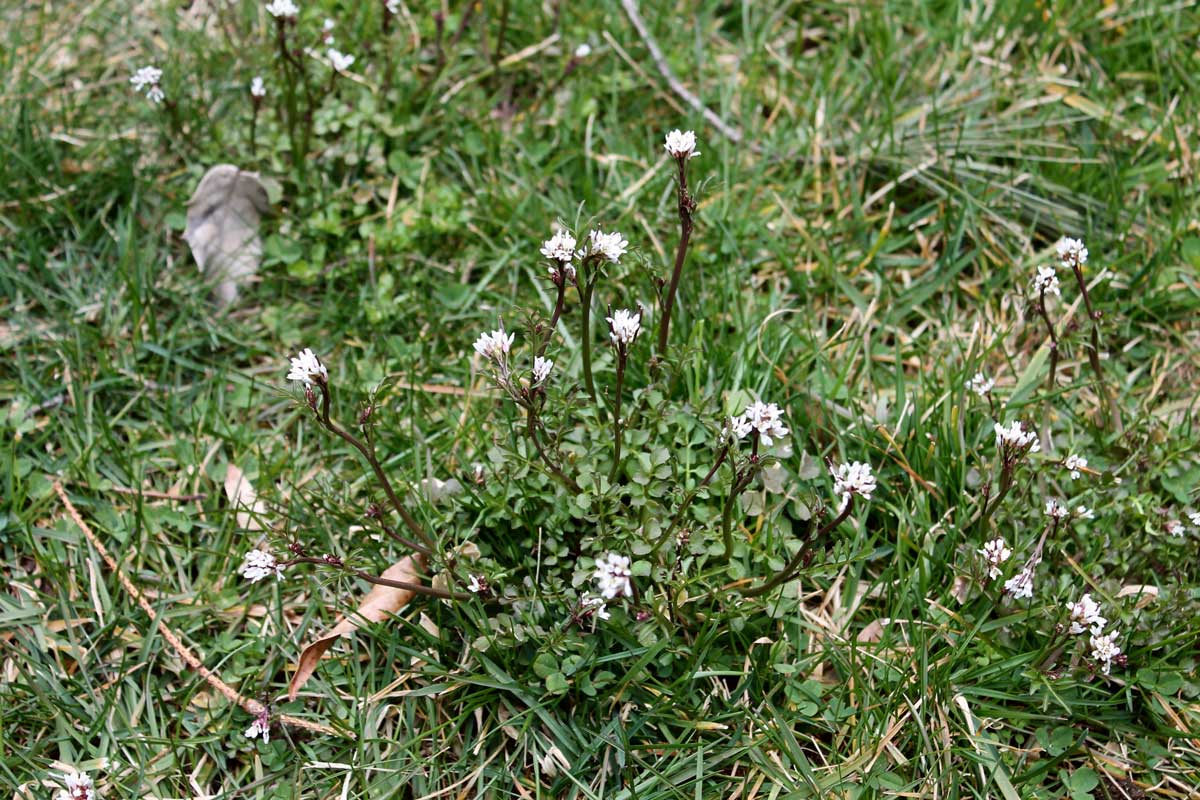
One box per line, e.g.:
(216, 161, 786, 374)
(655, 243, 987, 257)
(53, 481, 342, 738)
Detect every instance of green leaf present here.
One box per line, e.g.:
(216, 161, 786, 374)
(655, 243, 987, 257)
(544, 672, 569, 694)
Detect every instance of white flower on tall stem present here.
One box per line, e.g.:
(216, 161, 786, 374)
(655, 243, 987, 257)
(664, 129, 700, 159)
(1032, 265, 1061, 298)
(1188, 510, 1200, 528)
(966, 372, 994, 396)
(532, 356, 553, 385)
(239, 550, 284, 582)
(467, 574, 485, 593)
(977, 537, 1011, 579)
(830, 460, 876, 512)
(728, 400, 789, 448)
(130, 65, 164, 103)
(586, 229, 629, 263)
(1075, 505, 1095, 520)
(540, 229, 576, 264)
(265, 0, 299, 19)
(1044, 498, 1069, 520)
(1065, 593, 1106, 636)
(1089, 629, 1121, 674)
(994, 420, 1040, 454)
(1056, 237, 1088, 268)
(606, 308, 642, 346)
(250, 75, 266, 98)
(574, 43, 592, 59)
(473, 327, 514, 362)
(593, 552, 633, 599)
(56, 772, 96, 800)
(287, 348, 328, 385)
(327, 48, 355, 72)
(1064, 453, 1087, 479)
(386, 0, 401, 14)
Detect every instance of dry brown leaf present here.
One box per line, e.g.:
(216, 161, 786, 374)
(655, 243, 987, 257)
(224, 463, 266, 531)
(288, 555, 424, 700)
(1116, 584, 1159, 608)
(183, 164, 270, 307)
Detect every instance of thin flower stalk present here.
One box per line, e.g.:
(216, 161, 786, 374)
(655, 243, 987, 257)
(648, 442, 730, 557)
(525, 405, 583, 494)
(1058, 238, 1123, 433)
(657, 132, 698, 357)
(739, 497, 856, 598)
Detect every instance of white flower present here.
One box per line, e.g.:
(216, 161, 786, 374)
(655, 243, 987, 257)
(130, 65, 162, 92)
(607, 308, 642, 346)
(966, 372, 994, 396)
(323, 17, 335, 32)
(1066, 593, 1107, 636)
(287, 348, 328, 384)
(830, 460, 876, 512)
(540, 230, 576, 263)
(1089, 629, 1121, 674)
(664, 129, 700, 159)
(473, 328, 514, 361)
(1075, 505, 1095, 520)
(467, 574, 484, 593)
(239, 550, 284, 583)
(130, 66, 164, 101)
(1165, 519, 1185, 537)
(532, 356, 553, 384)
(386, 0, 400, 13)
(586, 229, 629, 263)
(725, 414, 754, 443)
(977, 537, 1012, 579)
(250, 76, 266, 98)
(581, 592, 610, 620)
(574, 43, 592, 58)
(730, 400, 790, 447)
(244, 717, 270, 743)
(57, 772, 96, 800)
(1064, 453, 1087, 479)
(593, 552, 633, 600)
(327, 48, 355, 72)
(1044, 498, 1069, 520)
(1188, 510, 1200, 528)
(994, 420, 1040, 454)
(1056, 237, 1088, 268)
(1032, 265, 1060, 298)
(1004, 567, 1035, 600)
(265, 0, 299, 18)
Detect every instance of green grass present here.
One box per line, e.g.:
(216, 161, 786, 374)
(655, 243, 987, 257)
(3, 1, 1200, 797)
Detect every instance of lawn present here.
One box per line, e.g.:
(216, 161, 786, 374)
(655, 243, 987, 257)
(3, 1, 1199, 798)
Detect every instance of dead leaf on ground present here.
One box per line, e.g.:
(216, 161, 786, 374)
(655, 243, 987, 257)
(1116, 584, 1159, 608)
(183, 164, 270, 308)
(288, 554, 424, 700)
(224, 463, 267, 531)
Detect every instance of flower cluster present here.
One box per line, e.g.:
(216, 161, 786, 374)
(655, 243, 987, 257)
(580, 592, 611, 620)
(1056, 237, 1088, 268)
(1065, 593, 1106, 635)
(966, 372, 994, 396)
(585, 229, 629, 264)
(1064, 453, 1087, 479)
(606, 308, 642, 348)
(977, 537, 1012, 579)
(1089, 629, 1122, 674)
(540, 229, 577, 266)
(473, 327, 514, 363)
(1031, 265, 1060, 298)
(664, 129, 700, 159)
(327, 48, 355, 72)
(250, 75, 266, 99)
(532, 356, 553, 385)
(57, 772, 95, 800)
(1043, 498, 1069, 520)
(239, 550, 284, 582)
(265, 0, 299, 19)
(287, 348, 328, 385)
(593, 552, 633, 600)
(994, 420, 1040, 465)
(1003, 559, 1037, 600)
(244, 707, 271, 743)
(830, 461, 876, 512)
(729, 401, 789, 448)
(130, 65, 164, 103)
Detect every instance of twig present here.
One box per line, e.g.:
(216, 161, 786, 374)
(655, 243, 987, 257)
(54, 481, 341, 738)
(619, 0, 748, 148)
